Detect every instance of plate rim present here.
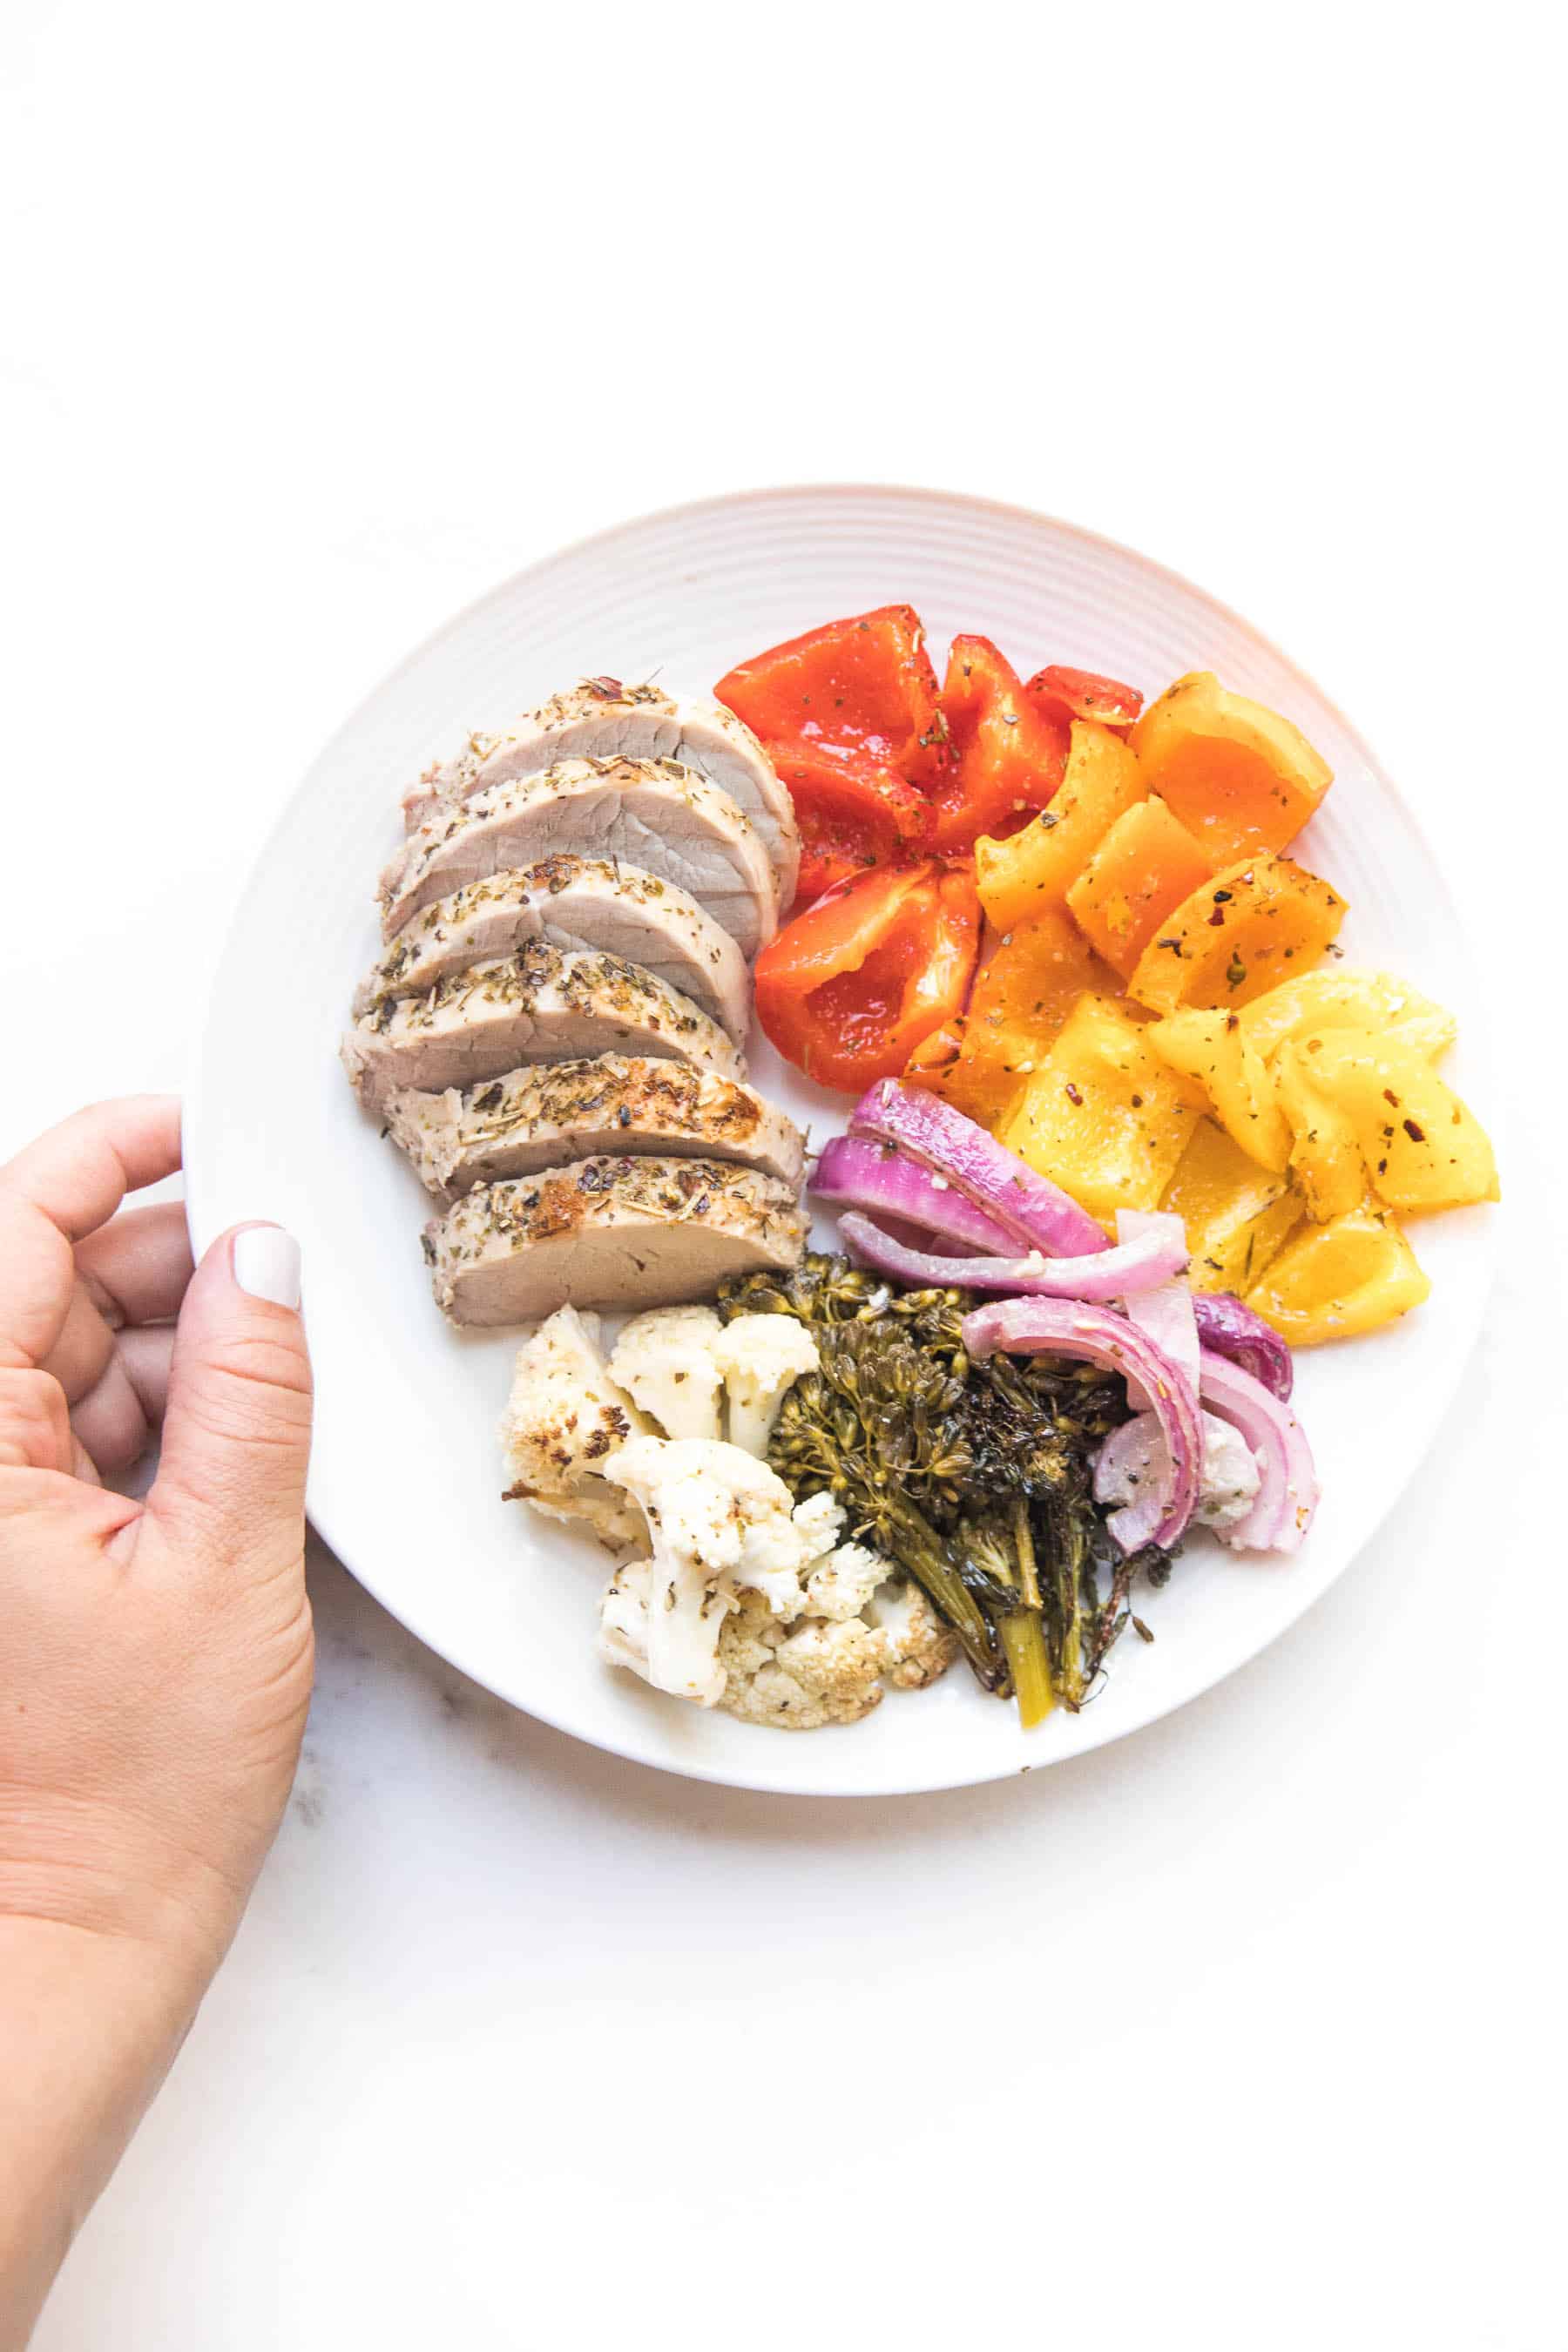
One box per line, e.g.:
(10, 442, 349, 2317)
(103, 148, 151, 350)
(184, 480, 1499, 1799)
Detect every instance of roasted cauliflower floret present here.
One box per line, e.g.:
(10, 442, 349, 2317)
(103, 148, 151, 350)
(715, 1592, 887, 1730)
(804, 1538, 887, 1622)
(712, 1312, 821, 1457)
(866, 1579, 961, 1691)
(598, 1557, 659, 1683)
(599, 1436, 849, 1703)
(500, 1306, 650, 1547)
(609, 1306, 726, 1443)
(597, 1554, 732, 1707)
(511, 1301, 963, 1731)
(595, 1434, 951, 1726)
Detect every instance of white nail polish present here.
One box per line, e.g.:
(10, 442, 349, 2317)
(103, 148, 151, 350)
(233, 1227, 301, 1309)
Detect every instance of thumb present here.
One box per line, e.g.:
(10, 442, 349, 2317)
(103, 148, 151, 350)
(146, 1223, 312, 1577)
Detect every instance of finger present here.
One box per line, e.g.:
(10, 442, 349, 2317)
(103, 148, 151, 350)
(0, 1368, 75, 1474)
(70, 1336, 173, 1477)
(0, 1096, 182, 1242)
(37, 1206, 193, 1402)
(77, 1202, 194, 1328)
(116, 1323, 179, 1429)
(37, 1281, 117, 1405)
(145, 1224, 312, 1584)
(71, 1326, 175, 1474)
(0, 1098, 182, 1372)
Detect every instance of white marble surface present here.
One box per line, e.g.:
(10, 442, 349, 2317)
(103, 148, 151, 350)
(3, 6, 1564, 2344)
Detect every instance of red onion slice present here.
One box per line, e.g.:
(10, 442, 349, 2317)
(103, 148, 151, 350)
(1197, 1348, 1318, 1553)
(839, 1212, 1190, 1300)
(848, 1080, 1108, 1260)
(812, 1135, 1017, 1254)
(963, 1297, 1202, 1552)
(1117, 1210, 1199, 1388)
(1093, 1411, 1162, 1510)
(1193, 1293, 1295, 1401)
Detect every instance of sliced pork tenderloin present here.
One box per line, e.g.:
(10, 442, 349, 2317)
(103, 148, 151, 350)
(402, 681, 799, 906)
(380, 757, 779, 956)
(353, 856, 749, 1040)
(341, 946, 740, 1111)
(383, 1055, 805, 1202)
(424, 1155, 808, 1327)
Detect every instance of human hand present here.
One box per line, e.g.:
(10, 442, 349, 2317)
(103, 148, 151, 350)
(0, 1097, 314, 2342)
(0, 1094, 314, 1963)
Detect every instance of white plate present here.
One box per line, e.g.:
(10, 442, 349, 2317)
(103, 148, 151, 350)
(186, 486, 1497, 1798)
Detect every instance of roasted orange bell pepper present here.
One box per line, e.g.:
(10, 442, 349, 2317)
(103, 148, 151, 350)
(902, 908, 1114, 1131)
(754, 861, 982, 1092)
(1025, 663, 1144, 729)
(927, 636, 1070, 853)
(1130, 672, 1332, 861)
(715, 603, 947, 786)
(974, 720, 1145, 930)
(1064, 794, 1216, 976)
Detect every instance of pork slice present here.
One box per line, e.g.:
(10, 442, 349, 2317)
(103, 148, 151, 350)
(341, 946, 740, 1111)
(353, 856, 749, 1039)
(383, 1055, 806, 1201)
(380, 757, 779, 957)
(424, 1156, 808, 1327)
(402, 681, 800, 906)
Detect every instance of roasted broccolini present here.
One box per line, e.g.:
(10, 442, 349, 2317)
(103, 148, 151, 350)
(717, 1254, 1172, 1723)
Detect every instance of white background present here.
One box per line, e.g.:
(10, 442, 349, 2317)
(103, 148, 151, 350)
(3, 4, 1565, 2347)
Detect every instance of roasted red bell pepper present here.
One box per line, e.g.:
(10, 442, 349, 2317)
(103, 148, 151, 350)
(925, 636, 1071, 854)
(754, 861, 981, 1093)
(715, 603, 948, 787)
(1024, 663, 1144, 729)
(771, 746, 932, 907)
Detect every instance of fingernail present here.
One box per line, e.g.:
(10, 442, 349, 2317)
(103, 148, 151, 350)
(233, 1227, 301, 1309)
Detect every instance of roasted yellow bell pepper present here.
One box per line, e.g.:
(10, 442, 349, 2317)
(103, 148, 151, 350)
(1285, 1032, 1499, 1213)
(1273, 1044, 1368, 1220)
(1147, 1008, 1293, 1172)
(1247, 1206, 1430, 1343)
(1001, 993, 1203, 1222)
(1125, 855, 1348, 1016)
(1238, 970, 1456, 1064)
(1159, 1118, 1303, 1294)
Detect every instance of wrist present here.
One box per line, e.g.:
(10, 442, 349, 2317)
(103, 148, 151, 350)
(0, 1915, 212, 2346)
(0, 1794, 253, 1990)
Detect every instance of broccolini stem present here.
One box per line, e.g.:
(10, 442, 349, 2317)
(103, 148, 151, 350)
(881, 1496, 1006, 1690)
(1014, 1501, 1042, 1612)
(999, 1612, 1055, 1731)
(1040, 1490, 1094, 1712)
